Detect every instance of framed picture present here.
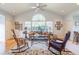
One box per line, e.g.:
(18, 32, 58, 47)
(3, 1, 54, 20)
(55, 21, 63, 30)
(15, 22, 22, 30)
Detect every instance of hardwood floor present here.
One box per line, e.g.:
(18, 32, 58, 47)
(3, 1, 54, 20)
(5, 38, 16, 52)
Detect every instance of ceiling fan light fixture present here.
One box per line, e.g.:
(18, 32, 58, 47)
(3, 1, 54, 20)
(31, 3, 47, 12)
(36, 3, 40, 6)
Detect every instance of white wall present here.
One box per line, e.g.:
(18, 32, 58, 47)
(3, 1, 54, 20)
(15, 10, 64, 38)
(5, 15, 15, 40)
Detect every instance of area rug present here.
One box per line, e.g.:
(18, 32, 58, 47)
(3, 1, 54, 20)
(7, 41, 74, 55)
(7, 48, 74, 55)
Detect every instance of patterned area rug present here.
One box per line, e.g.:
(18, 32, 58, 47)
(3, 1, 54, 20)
(7, 41, 74, 55)
(8, 48, 74, 55)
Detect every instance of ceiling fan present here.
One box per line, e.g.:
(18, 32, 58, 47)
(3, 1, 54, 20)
(31, 3, 47, 12)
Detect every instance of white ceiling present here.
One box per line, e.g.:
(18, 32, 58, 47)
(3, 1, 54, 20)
(0, 3, 79, 16)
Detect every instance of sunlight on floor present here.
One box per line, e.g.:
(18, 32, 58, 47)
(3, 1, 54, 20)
(66, 41, 79, 55)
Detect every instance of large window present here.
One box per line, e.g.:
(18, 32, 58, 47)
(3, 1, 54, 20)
(32, 14, 45, 21)
(32, 22, 46, 32)
(32, 14, 46, 32)
(24, 14, 53, 33)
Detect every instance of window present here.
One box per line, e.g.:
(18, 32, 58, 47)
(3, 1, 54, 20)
(25, 21, 31, 32)
(32, 14, 45, 21)
(32, 14, 46, 32)
(73, 15, 79, 31)
(46, 21, 53, 32)
(24, 14, 53, 33)
(32, 21, 46, 32)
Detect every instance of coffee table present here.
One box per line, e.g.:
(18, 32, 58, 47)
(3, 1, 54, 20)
(30, 35, 48, 46)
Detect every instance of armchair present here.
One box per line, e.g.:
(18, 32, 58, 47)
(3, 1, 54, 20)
(48, 31, 71, 54)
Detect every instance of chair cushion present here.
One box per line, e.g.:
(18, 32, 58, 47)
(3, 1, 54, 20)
(50, 41, 62, 50)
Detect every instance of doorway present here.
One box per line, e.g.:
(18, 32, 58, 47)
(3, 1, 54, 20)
(0, 15, 5, 54)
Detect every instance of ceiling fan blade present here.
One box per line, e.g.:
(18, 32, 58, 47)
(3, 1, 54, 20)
(34, 8, 40, 12)
(31, 3, 47, 12)
(39, 8, 45, 11)
(40, 4, 47, 7)
(31, 7, 37, 9)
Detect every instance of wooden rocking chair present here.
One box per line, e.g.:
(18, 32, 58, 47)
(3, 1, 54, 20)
(11, 29, 29, 53)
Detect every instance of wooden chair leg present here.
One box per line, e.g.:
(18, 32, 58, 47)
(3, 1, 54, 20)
(31, 39, 33, 46)
(17, 45, 20, 53)
(48, 44, 51, 49)
(63, 48, 71, 53)
(60, 51, 62, 55)
(26, 42, 29, 48)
